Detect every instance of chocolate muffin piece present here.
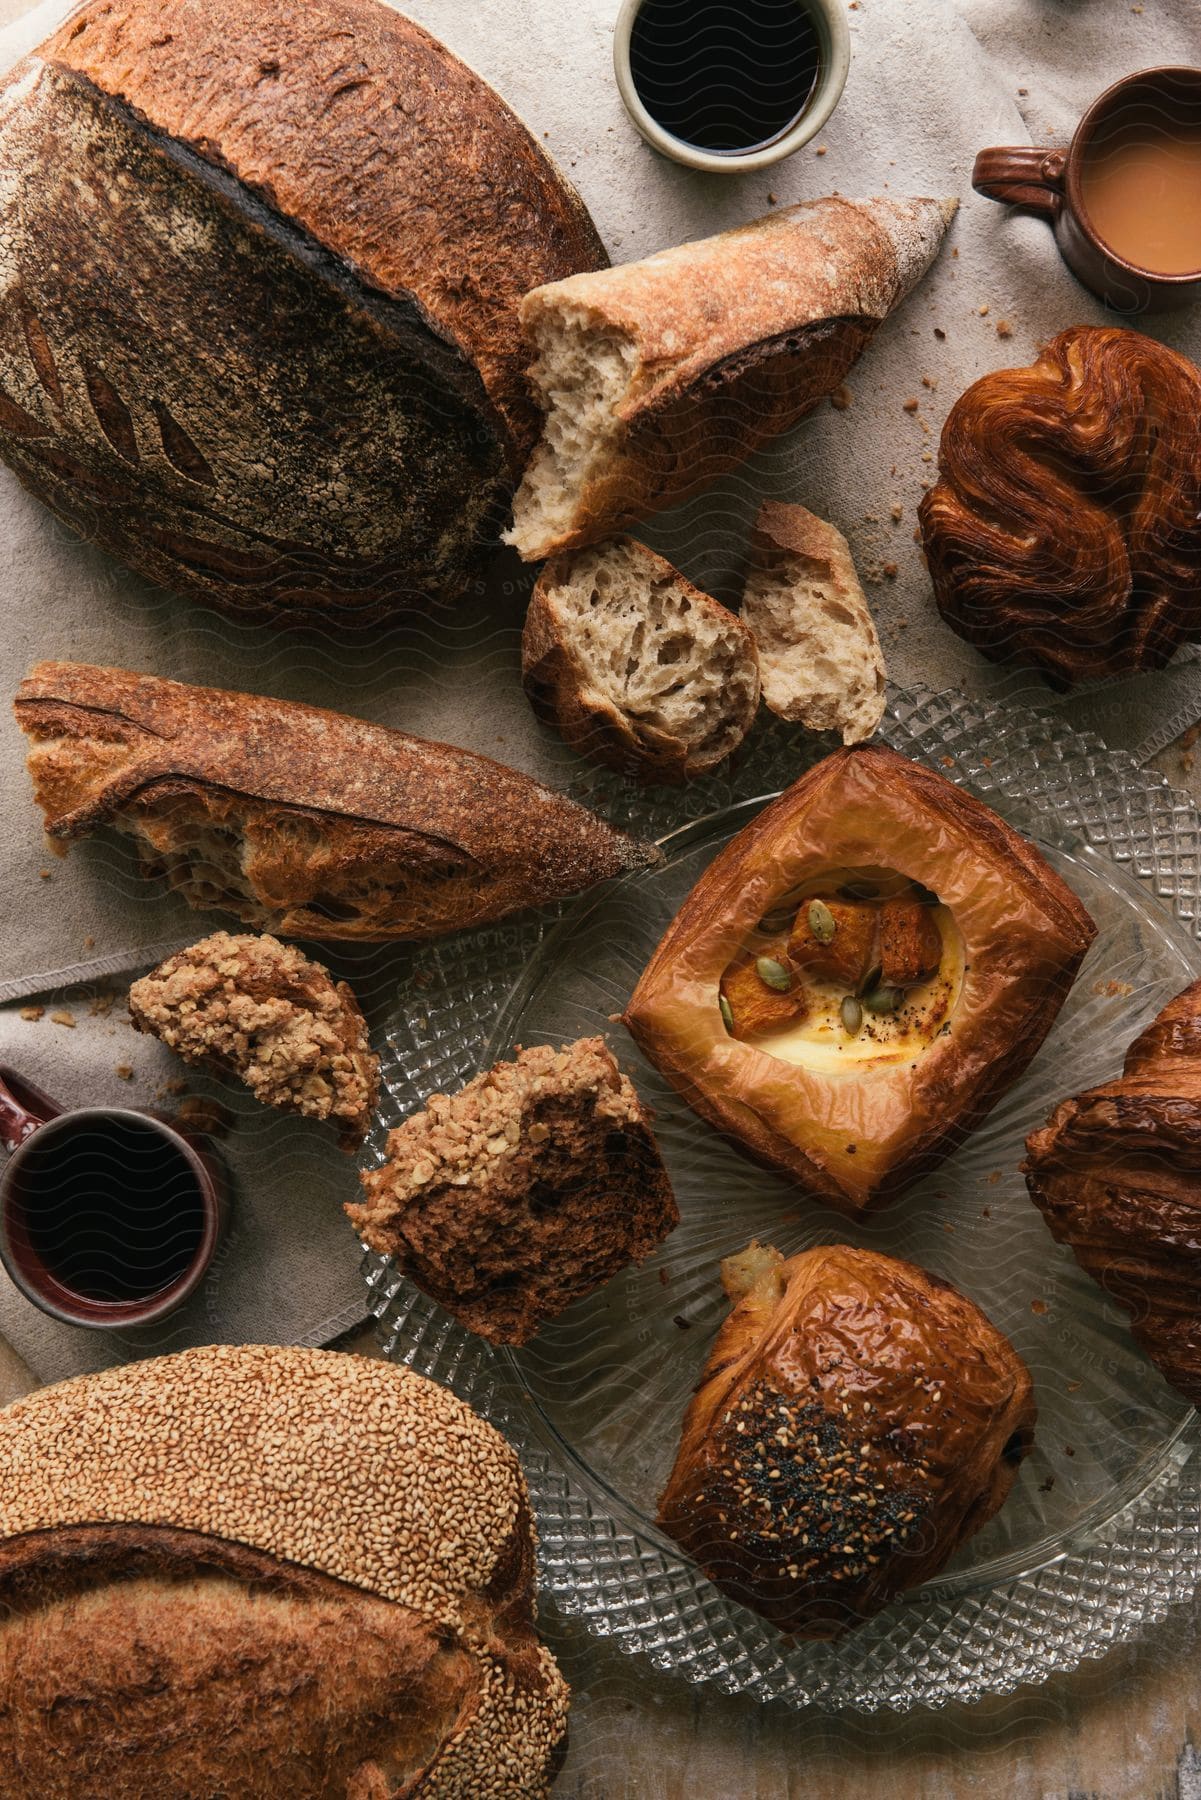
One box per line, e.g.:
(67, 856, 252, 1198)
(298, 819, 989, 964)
(130, 932, 378, 1151)
(348, 1038, 678, 1344)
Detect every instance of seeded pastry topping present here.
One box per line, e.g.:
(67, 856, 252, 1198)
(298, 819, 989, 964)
(349, 1037, 678, 1344)
(708, 1382, 931, 1584)
(129, 931, 378, 1150)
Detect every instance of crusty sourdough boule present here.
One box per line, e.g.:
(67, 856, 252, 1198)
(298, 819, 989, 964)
(0, 1345, 569, 1798)
(0, 0, 606, 621)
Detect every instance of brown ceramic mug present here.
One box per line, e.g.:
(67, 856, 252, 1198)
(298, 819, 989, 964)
(974, 67, 1201, 313)
(0, 1066, 227, 1329)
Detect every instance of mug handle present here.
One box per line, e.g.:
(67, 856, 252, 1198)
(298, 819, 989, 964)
(0, 1066, 65, 1152)
(973, 146, 1067, 220)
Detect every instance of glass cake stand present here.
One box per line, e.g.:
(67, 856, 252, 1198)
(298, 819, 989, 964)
(361, 687, 1201, 1711)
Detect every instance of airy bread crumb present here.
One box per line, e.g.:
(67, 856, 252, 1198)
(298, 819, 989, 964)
(523, 536, 760, 783)
(741, 501, 887, 744)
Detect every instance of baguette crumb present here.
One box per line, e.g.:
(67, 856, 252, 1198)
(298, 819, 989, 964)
(50, 1010, 75, 1027)
(19, 1006, 43, 1022)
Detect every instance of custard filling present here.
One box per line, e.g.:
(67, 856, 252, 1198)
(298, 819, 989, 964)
(719, 866, 964, 1073)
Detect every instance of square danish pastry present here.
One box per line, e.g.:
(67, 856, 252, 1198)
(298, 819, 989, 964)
(623, 745, 1096, 1214)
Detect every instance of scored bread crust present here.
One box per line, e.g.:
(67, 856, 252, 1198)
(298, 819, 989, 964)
(623, 744, 1096, 1214)
(522, 537, 761, 783)
(46, 0, 607, 466)
(657, 1244, 1035, 1638)
(506, 195, 957, 561)
(0, 0, 607, 621)
(14, 661, 657, 943)
(0, 1346, 570, 1797)
(742, 501, 886, 744)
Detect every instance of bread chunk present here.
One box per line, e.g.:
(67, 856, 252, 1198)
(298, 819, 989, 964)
(522, 537, 760, 783)
(505, 195, 956, 561)
(130, 932, 378, 1150)
(742, 502, 887, 743)
(348, 1038, 678, 1344)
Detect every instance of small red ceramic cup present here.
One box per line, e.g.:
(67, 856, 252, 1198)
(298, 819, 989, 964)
(0, 1065, 226, 1330)
(973, 67, 1201, 313)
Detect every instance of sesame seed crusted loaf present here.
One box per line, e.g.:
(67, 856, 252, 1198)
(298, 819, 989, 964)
(0, 0, 606, 622)
(348, 1038, 679, 1344)
(657, 1243, 1035, 1639)
(15, 661, 657, 942)
(0, 1344, 569, 1798)
(129, 931, 379, 1151)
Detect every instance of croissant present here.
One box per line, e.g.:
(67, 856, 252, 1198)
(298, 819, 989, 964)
(623, 744, 1096, 1215)
(657, 1243, 1036, 1639)
(919, 325, 1201, 688)
(1024, 978, 1201, 1405)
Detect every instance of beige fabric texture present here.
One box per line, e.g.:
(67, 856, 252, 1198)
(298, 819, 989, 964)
(0, 0, 1199, 1384)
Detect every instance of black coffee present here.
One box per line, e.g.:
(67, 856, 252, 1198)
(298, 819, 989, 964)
(16, 1117, 205, 1303)
(629, 0, 822, 155)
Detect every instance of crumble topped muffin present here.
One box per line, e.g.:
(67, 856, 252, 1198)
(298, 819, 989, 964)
(347, 1037, 678, 1343)
(129, 931, 378, 1150)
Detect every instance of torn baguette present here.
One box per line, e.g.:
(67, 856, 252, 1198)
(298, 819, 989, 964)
(505, 194, 957, 561)
(14, 662, 658, 942)
(741, 501, 886, 744)
(522, 537, 760, 783)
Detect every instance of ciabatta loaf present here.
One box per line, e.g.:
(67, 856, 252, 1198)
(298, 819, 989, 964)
(742, 501, 886, 743)
(0, 0, 605, 621)
(523, 537, 760, 782)
(0, 1346, 568, 1796)
(505, 195, 957, 561)
(15, 662, 656, 942)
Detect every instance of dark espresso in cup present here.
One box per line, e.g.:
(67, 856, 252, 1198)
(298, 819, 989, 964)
(9, 1114, 206, 1305)
(628, 0, 822, 155)
(0, 1067, 226, 1329)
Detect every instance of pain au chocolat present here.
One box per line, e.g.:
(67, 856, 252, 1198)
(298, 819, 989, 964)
(623, 745, 1095, 1214)
(1024, 978, 1201, 1407)
(657, 1243, 1035, 1639)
